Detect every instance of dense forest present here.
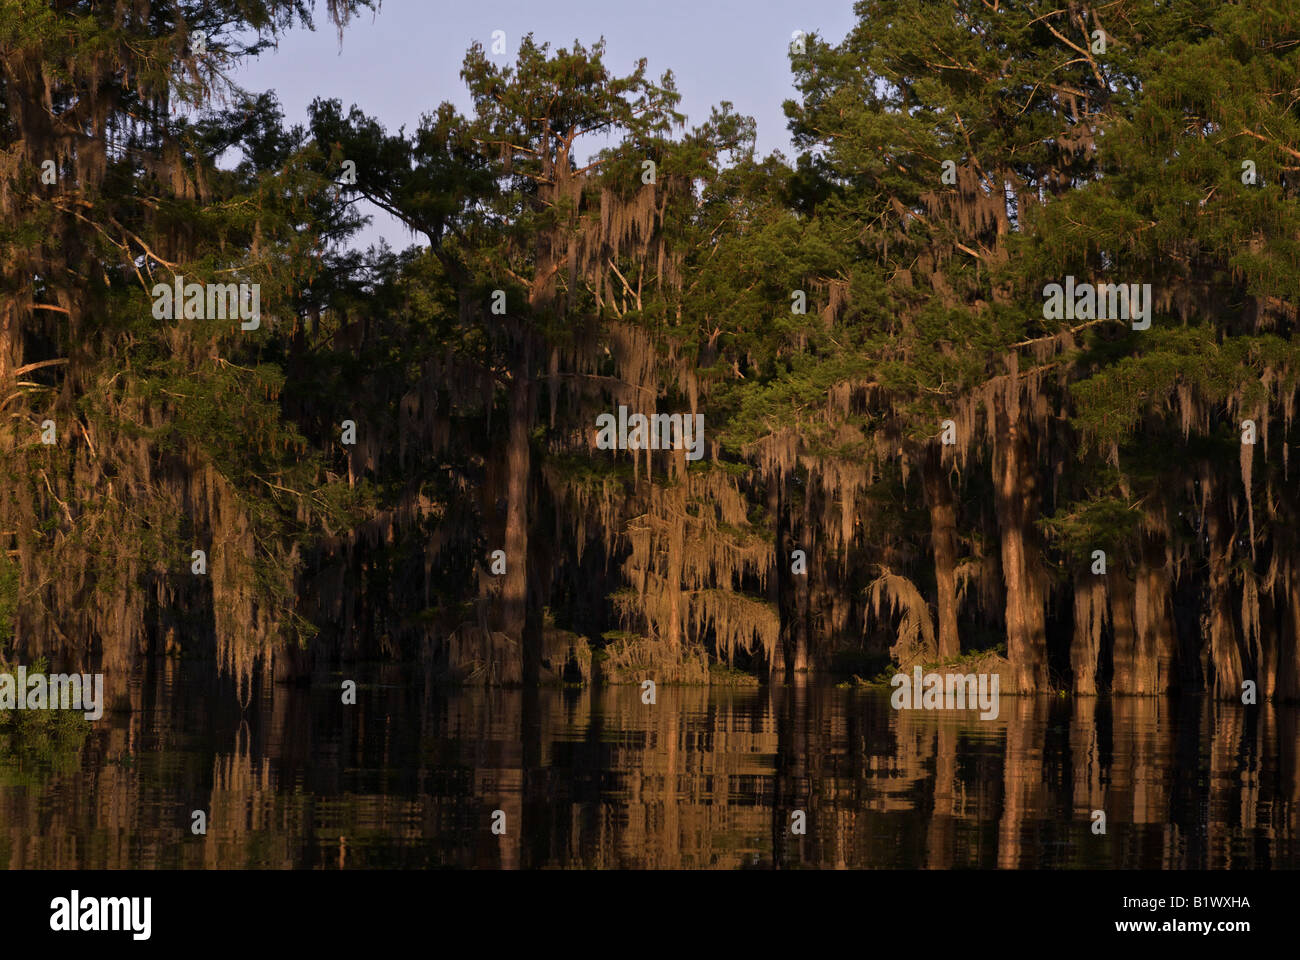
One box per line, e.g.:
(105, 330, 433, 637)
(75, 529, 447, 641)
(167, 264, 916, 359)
(2, 0, 1299, 706)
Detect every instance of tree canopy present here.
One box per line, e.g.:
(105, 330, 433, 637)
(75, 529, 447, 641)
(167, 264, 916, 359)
(3, 0, 1299, 703)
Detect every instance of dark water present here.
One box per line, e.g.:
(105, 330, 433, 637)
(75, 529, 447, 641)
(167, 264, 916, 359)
(2, 661, 1297, 869)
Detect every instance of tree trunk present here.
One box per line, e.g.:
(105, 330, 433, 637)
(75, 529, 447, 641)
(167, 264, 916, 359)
(792, 514, 810, 677)
(922, 446, 960, 661)
(502, 371, 531, 675)
(1205, 489, 1244, 700)
(1070, 571, 1105, 695)
(1280, 560, 1300, 701)
(1109, 568, 1138, 694)
(664, 454, 686, 656)
(992, 390, 1048, 692)
(0, 298, 14, 387)
(1135, 531, 1177, 694)
(767, 474, 787, 678)
(1255, 583, 1277, 700)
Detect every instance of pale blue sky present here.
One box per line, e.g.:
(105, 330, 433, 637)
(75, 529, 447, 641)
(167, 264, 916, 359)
(229, 0, 858, 249)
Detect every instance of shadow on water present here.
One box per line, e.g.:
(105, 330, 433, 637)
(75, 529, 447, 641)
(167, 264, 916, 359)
(0, 658, 1296, 868)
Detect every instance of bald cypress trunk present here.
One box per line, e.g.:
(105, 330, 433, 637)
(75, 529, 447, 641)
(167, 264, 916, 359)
(992, 391, 1047, 692)
(1109, 568, 1138, 694)
(1070, 571, 1105, 695)
(503, 368, 533, 683)
(1255, 584, 1277, 700)
(664, 450, 686, 656)
(1136, 531, 1177, 694)
(0, 300, 13, 387)
(767, 474, 787, 678)
(792, 513, 811, 677)
(922, 446, 960, 661)
(1206, 491, 1244, 700)
(1280, 559, 1300, 702)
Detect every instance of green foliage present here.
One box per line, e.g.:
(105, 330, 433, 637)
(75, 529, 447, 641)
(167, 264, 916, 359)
(0, 657, 90, 785)
(5, 0, 1300, 696)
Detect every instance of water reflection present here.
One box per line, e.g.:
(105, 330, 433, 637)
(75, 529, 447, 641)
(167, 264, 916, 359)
(0, 661, 1296, 868)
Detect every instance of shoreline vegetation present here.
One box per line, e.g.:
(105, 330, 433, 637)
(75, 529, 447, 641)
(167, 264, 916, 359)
(3, 2, 1300, 704)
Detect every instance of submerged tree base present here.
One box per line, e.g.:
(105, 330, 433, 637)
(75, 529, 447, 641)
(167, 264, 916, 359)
(425, 625, 523, 686)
